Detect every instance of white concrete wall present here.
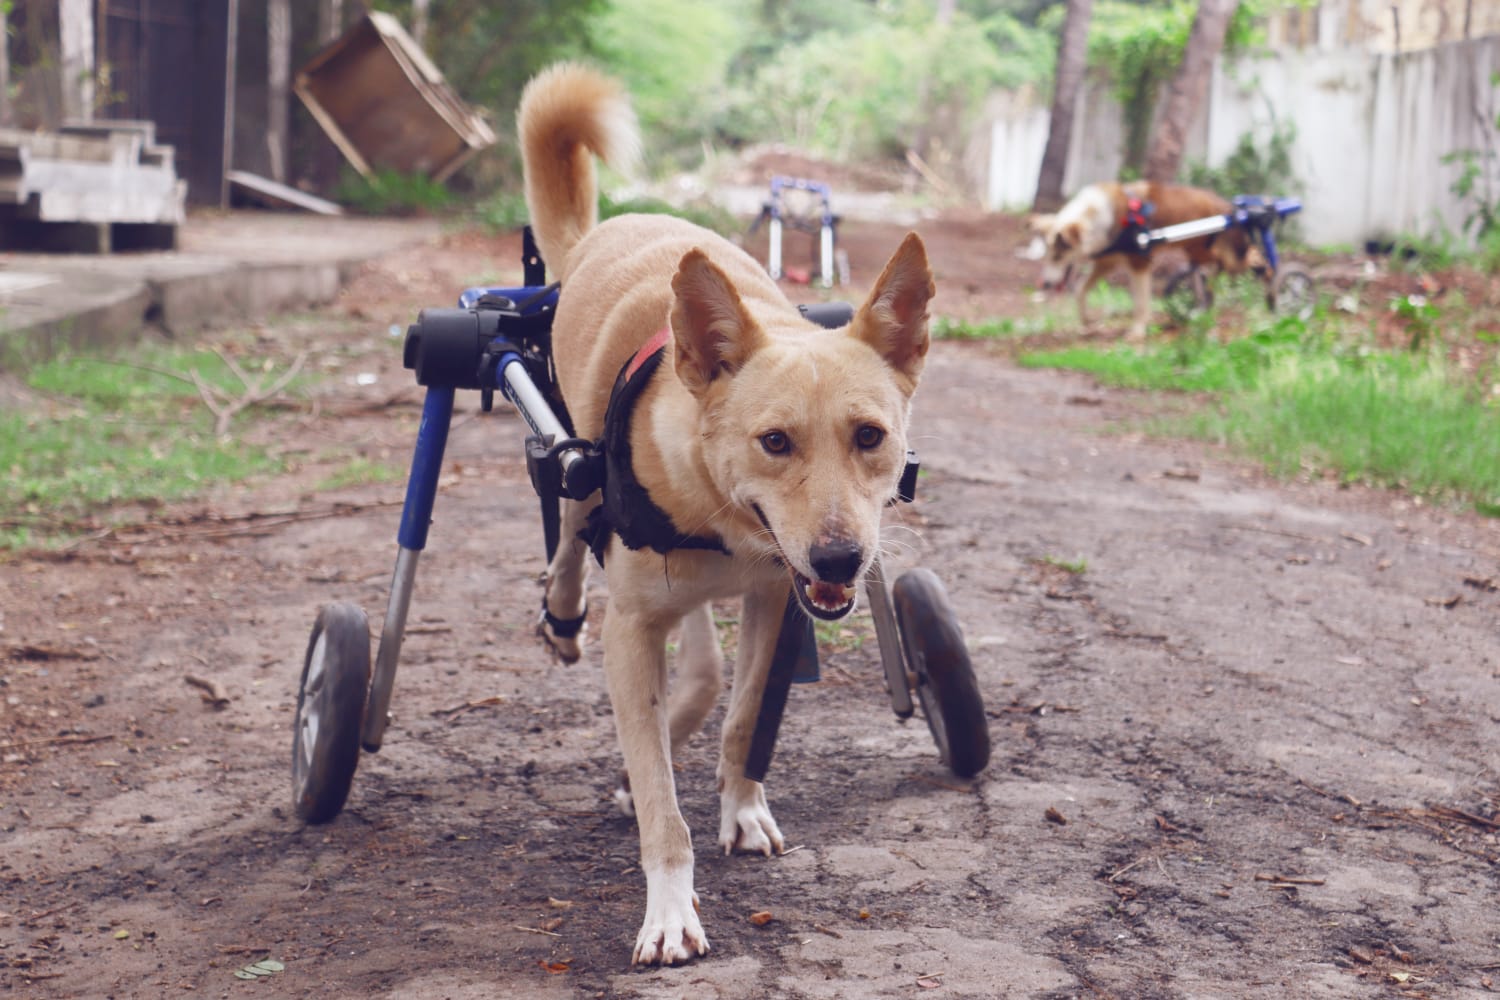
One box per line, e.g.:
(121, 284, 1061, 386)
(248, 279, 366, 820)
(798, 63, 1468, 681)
(986, 35, 1500, 248)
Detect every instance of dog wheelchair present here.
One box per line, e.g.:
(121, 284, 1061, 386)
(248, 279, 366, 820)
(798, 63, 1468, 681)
(1145, 195, 1314, 318)
(748, 176, 848, 288)
(291, 230, 991, 824)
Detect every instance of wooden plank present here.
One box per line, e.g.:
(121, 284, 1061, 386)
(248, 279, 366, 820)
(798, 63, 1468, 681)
(227, 170, 344, 216)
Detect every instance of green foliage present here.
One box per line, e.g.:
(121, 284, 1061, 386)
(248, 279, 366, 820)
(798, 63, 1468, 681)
(720, 6, 1048, 162)
(333, 167, 456, 216)
(599, 191, 741, 235)
(474, 189, 531, 231)
(1042, 554, 1088, 574)
(1078, 0, 1267, 172)
(1183, 117, 1300, 198)
(590, 0, 748, 159)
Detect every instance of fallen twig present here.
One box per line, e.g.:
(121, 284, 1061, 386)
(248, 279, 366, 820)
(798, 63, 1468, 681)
(193, 349, 309, 436)
(513, 924, 562, 938)
(434, 696, 505, 720)
(0, 733, 114, 751)
(1254, 873, 1325, 886)
(1108, 857, 1149, 883)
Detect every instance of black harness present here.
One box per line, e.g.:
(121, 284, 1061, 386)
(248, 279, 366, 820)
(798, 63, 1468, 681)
(581, 326, 729, 567)
(1097, 197, 1156, 257)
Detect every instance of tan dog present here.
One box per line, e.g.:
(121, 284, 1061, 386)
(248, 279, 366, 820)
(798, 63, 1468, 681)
(518, 64, 934, 965)
(1034, 180, 1269, 341)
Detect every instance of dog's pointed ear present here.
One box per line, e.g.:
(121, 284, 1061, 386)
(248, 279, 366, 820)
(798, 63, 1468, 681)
(850, 232, 934, 392)
(1060, 221, 1083, 251)
(671, 248, 766, 397)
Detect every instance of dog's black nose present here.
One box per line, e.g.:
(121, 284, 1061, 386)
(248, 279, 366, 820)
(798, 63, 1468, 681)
(809, 540, 863, 585)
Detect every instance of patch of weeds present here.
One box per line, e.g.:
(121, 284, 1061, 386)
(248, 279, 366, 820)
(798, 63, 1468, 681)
(475, 189, 530, 231)
(314, 457, 401, 493)
(0, 343, 295, 547)
(814, 615, 870, 652)
(333, 167, 456, 217)
(1021, 304, 1500, 516)
(1194, 350, 1500, 511)
(1039, 554, 1088, 575)
(600, 191, 740, 236)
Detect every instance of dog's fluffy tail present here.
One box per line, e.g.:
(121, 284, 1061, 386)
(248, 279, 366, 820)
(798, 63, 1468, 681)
(518, 63, 639, 278)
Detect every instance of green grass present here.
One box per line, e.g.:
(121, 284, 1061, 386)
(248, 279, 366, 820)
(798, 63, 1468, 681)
(314, 456, 402, 492)
(1195, 353, 1500, 508)
(1040, 554, 1088, 575)
(0, 345, 289, 547)
(1019, 314, 1313, 393)
(1018, 306, 1500, 516)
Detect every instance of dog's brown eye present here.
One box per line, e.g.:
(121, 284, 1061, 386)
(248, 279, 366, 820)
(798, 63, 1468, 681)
(760, 431, 790, 455)
(855, 425, 884, 450)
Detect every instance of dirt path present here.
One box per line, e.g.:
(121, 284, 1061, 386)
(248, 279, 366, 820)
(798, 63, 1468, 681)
(3, 220, 1499, 999)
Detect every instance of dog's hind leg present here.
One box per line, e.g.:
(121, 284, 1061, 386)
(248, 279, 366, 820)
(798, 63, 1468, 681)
(540, 495, 600, 663)
(614, 601, 723, 818)
(603, 598, 710, 965)
(670, 602, 723, 750)
(714, 583, 787, 858)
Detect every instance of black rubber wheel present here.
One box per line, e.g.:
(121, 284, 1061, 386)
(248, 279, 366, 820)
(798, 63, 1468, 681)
(891, 569, 991, 779)
(292, 602, 371, 823)
(1163, 266, 1213, 324)
(1273, 264, 1316, 317)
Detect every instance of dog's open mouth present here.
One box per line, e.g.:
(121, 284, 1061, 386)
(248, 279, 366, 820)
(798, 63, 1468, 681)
(792, 570, 858, 621)
(751, 504, 860, 621)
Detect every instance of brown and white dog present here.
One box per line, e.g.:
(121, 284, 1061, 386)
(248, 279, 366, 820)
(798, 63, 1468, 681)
(1033, 180, 1269, 341)
(519, 64, 934, 965)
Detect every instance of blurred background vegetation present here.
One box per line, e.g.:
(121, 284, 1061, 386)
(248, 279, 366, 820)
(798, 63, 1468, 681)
(361, 0, 1280, 192)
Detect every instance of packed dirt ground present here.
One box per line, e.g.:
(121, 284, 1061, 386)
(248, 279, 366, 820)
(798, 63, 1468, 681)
(3, 205, 1499, 1000)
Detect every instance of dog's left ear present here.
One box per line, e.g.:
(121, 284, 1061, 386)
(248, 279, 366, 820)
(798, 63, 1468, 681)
(671, 248, 767, 397)
(851, 232, 934, 393)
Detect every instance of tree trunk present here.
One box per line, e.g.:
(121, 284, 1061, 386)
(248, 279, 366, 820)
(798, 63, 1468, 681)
(0, 6, 10, 126)
(318, 0, 346, 44)
(1144, 0, 1239, 183)
(268, 0, 291, 182)
(412, 0, 431, 48)
(905, 0, 956, 189)
(1033, 0, 1094, 212)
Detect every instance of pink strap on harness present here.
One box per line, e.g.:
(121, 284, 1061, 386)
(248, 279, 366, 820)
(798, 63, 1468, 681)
(626, 325, 673, 382)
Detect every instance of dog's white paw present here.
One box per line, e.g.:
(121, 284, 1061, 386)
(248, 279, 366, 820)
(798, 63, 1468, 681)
(718, 776, 784, 857)
(633, 866, 709, 966)
(614, 771, 635, 818)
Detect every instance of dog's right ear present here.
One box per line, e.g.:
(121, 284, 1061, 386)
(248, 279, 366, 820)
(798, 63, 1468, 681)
(851, 232, 934, 394)
(671, 248, 766, 397)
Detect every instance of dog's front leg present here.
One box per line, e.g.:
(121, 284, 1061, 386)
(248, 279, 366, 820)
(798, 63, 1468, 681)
(1075, 264, 1103, 326)
(716, 582, 789, 857)
(602, 602, 708, 966)
(1126, 265, 1152, 342)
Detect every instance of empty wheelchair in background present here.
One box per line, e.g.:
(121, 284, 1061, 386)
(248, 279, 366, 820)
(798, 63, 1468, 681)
(290, 231, 990, 825)
(748, 175, 850, 288)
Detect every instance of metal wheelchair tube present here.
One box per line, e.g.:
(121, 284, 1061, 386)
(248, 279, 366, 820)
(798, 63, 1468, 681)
(1145, 215, 1233, 247)
(498, 356, 591, 489)
(362, 545, 419, 752)
(865, 557, 915, 719)
(361, 385, 454, 752)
